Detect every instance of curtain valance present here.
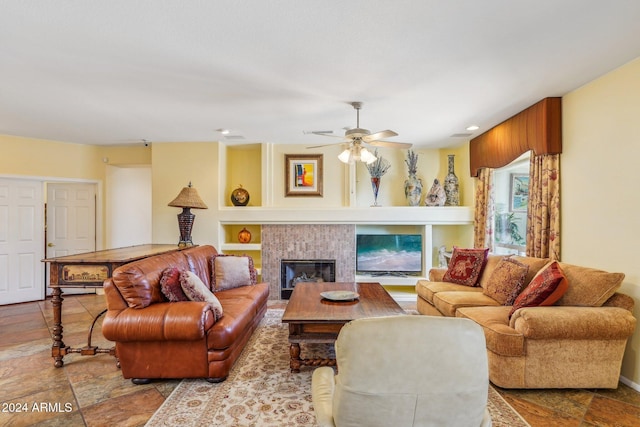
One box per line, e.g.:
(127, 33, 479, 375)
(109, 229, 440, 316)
(469, 97, 562, 177)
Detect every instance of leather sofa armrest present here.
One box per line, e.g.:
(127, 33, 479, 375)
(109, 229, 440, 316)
(102, 301, 216, 342)
(311, 367, 336, 427)
(510, 306, 636, 340)
(429, 268, 447, 282)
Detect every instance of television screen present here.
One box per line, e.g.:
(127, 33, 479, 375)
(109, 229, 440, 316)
(356, 234, 422, 275)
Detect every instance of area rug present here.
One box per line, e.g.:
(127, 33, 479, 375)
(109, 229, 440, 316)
(146, 309, 529, 427)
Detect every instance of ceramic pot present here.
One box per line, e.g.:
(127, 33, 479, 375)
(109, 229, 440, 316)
(231, 185, 250, 206)
(238, 227, 251, 243)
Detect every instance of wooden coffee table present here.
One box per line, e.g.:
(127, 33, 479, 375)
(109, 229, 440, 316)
(282, 282, 406, 372)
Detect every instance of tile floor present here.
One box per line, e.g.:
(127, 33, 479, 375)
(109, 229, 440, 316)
(1, 293, 639, 426)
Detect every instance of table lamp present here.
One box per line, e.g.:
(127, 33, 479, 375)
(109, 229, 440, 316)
(168, 182, 208, 247)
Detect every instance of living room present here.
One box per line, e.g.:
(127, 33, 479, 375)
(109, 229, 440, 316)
(2, 2, 640, 426)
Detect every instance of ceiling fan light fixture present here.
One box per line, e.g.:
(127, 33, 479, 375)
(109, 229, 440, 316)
(360, 147, 377, 164)
(338, 145, 377, 164)
(338, 148, 353, 164)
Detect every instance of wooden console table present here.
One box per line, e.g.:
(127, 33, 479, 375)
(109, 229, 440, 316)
(43, 244, 185, 367)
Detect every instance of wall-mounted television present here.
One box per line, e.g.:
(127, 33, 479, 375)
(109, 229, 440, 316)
(356, 234, 422, 276)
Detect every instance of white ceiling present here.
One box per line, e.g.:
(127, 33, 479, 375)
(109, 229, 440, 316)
(2, 1, 640, 149)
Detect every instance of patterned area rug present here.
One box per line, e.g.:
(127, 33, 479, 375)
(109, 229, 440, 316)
(146, 309, 529, 427)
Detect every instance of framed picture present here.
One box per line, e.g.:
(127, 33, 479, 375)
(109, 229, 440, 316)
(285, 154, 323, 197)
(510, 173, 529, 212)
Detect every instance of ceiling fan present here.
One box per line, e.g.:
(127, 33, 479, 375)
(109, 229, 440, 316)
(307, 102, 412, 164)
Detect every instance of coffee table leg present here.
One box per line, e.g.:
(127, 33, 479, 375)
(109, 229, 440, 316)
(289, 343, 302, 373)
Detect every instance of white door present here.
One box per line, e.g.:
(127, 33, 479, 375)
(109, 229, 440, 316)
(105, 165, 152, 248)
(0, 178, 45, 305)
(46, 183, 96, 293)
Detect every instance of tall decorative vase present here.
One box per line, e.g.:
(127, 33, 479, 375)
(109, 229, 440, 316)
(404, 174, 423, 206)
(371, 177, 381, 207)
(444, 154, 460, 206)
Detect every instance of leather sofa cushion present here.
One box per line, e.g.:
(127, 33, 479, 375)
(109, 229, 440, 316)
(433, 291, 499, 317)
(457, 306, 525, 357)
(103, 301, 216, 341)
(183, 245, 218, 289)
(206, 283, 269, 350)
(112, 250, 190, 308)
(416, 280, 483, 304)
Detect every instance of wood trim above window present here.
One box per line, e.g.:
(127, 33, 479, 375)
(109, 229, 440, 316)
(469, 97, 562, 177)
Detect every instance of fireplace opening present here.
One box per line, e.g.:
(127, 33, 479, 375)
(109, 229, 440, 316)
(280, 259, 336, 299)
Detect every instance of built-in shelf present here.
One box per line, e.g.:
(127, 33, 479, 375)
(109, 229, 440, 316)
(220, 243, 261, 251)
(218, 206, 473, 225)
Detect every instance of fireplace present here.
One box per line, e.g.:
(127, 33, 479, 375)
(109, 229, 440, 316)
(280, 259, 336, 299)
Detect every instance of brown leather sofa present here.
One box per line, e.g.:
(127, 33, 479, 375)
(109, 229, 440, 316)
(102, 245, 269, 384)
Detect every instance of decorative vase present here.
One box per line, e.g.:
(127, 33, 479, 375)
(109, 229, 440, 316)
(238, 227, 252, 243)
(404, 173, 423, 206)
(230, 184, 250, 206)
(444, 155, 459, 206)
(371, 177, 381, 207)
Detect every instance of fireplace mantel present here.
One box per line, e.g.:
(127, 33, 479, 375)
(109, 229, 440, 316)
(218, 206, 473, 225)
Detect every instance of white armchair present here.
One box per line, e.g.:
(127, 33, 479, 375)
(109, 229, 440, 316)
(312, 315, 492, 427)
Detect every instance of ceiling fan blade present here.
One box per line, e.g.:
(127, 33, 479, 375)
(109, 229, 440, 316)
(367, 140, 413, 149)
(304, 130, 338, 136)
(362, 130, 398, 142)
(306, 141, 348, 149)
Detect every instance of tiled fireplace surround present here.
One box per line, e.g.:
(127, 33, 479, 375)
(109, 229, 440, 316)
(261, 224, 356, 300)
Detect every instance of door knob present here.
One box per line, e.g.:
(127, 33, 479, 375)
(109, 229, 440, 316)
(47, 242, 56, 247)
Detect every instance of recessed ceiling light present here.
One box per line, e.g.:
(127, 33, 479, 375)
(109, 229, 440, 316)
(466, 125, 479, 131)
(216, 128, 230, 135)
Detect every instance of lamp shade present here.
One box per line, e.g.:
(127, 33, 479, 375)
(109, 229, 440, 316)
(168, 182, 208, 209)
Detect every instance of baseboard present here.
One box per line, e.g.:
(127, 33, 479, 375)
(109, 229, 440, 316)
(620, 375, 640, 392)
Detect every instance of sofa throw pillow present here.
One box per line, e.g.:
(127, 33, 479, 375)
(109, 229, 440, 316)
(442, 247, 489, 287)
(180, 270, 223, 320)
(160, 267, 189, 302)
(482, 257, 529, 305)
(509, 261, 569, 318)
(210, 254, 257, 292)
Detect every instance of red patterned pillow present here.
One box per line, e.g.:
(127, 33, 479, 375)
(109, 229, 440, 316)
(442, 247, 489, 287)
(509, 261, 569, 318)
(160, 267, 189, 302)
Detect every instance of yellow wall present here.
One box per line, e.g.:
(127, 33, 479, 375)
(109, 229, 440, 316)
(225, 144, 262, 207)
(562, 57, 640, 385)
(0, 135, 151, 246)
(0, 135, 151, 179)
(0, 135, 103, 179)
(271, 143, 347, 207)
(151, 142, 220, 246)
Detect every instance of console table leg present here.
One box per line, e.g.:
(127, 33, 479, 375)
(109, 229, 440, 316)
(51, 287, 67, 367)
(289, 343, 301, 373)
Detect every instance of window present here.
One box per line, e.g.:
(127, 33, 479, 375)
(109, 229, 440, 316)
(493, 153, 529, 255)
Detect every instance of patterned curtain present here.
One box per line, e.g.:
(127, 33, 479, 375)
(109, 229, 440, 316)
(473, 167, 495, 251)
(526, 153, 561, 260)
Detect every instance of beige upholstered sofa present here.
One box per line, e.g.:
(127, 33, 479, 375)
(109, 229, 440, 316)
(312, 315, 492, 427)
(416, 254, 636, 389)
